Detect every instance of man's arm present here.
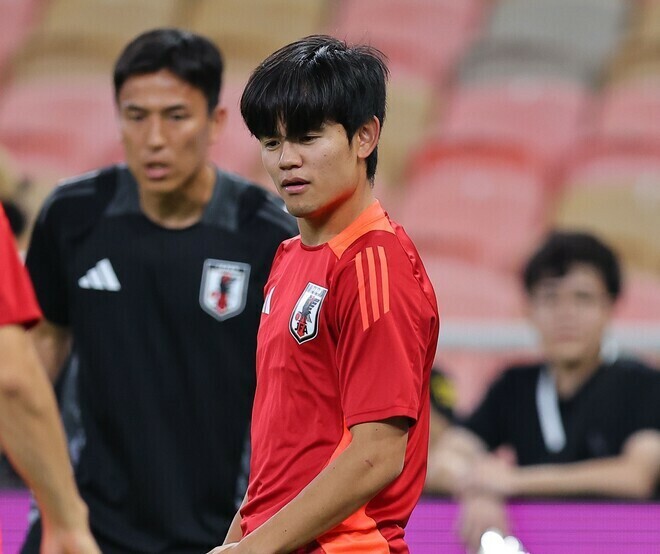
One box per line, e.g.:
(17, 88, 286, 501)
(223, 492, 248, 545)
(211, 416, 409, 554)
(30, 318, 72, 382)
(0, 324, 99, 553)
(465, 430, 660, 500)
(425, 425, 487, 495)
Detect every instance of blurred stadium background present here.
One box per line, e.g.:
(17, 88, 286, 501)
(0, 0, 659, 419)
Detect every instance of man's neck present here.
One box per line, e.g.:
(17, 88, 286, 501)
(299, 184, 375, 246)
(139, 165, 215, 229)
(548, 352, 602, 399)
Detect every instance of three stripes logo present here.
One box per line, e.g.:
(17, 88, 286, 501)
(354, 246, 390, 331)
(78, 258, 121, 291)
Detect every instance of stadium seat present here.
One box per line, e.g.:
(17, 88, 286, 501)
(631, 0, 660, 48)
(607, 42, 660, 84)
(437, 81, 589, 167)
(458, 40, 593, 86)
(330, 0, 484, 83)
(187, 0, 330, 76)
(553, 142, 660, 274)
(0, 77, 120, 178)
(12, 0, 180, 79)
(207, 79, 272, 191)
(423, 255, 526, 320)
(595, 78, 660, 143)
(0, 147, 21, 199)
(615, 270, 660, 321)
(485, 0, 628, 79)
(399, 142, 548, 272)
(0, 0, 41, 80)
(376, 70, 437, 186)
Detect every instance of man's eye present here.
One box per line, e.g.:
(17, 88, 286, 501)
(169, 113, 188, 121)
(537, 291, 557, 303)
(300, 135, 317, 143)
(263, 139, 280, 149)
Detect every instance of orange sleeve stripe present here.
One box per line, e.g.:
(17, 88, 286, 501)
(354, 245, 391, 331)
(365, 247, 380, 323)
(377, 246, 390, 314)
(354, 252, 370, 331)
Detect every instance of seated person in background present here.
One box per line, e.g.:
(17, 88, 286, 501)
(425, 231, 660, 552)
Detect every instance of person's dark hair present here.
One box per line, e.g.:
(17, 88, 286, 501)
(523, 231, 622, 300)
(114, 28, 223, 113)
(240, 34, 389, 182)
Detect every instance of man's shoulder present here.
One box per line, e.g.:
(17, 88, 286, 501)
(600, 358, 660, 387)
(37, 165, 119, 230)
(210, 170, 297, 236)
(494, 363, 544, 388)
(607, 357, 658, 374)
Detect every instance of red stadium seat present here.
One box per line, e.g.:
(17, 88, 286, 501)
(423, 254, 526, 320)
(12, 0, 179, 79)
(188, 0, 330, 76)
(399, 142, 548, 272)
(330, 0, 485, 82)
(554, 141, 660, 274)
(208, 79, 273, 191)
(437, 81, 590, 167)
(616, 270, 660, 321)
(595, 78, 660, 143)
(0, 0, 41, 77)
(0, 77, 119, 178)
(559, 140, 660, 186)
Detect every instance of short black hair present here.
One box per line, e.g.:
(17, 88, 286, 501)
(113, 28, 223, 113)
(240, 34, 389, 181)
(523, 231, 622, 300)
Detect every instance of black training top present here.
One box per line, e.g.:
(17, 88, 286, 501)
(464, 359, 660, 466)
(26, 165, 297, 553)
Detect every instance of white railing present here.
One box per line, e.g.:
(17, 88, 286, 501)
(438, 319, 660, 353)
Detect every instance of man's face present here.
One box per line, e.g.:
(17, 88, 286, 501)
(528, 264, 613, 368)
(258, 121, 366, 220)
(117, 69, 223, 195)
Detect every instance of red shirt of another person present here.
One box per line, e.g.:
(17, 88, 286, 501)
(241, 201, 439, 553)
(0, 205, 41, 328)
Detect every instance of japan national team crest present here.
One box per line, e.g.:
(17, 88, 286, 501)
(199, 259, 251, 321)
(289, 282, 328, 344)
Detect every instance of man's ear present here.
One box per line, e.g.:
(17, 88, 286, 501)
(356, 116, 381, 161)
(209, 105, 228, 144)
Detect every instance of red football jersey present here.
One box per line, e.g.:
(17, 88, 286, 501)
(242, 202, 439, 553)
(0, 205, 41, 328)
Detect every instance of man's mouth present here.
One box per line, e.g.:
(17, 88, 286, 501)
(281, 178, 309, 193)
(144, 163, 171, 180)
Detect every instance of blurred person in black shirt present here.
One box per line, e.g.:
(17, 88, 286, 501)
(426, 231, 660, 552)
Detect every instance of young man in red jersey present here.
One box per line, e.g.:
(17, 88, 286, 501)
(209, 35, 440, 554)
(0, 205, 100, 554)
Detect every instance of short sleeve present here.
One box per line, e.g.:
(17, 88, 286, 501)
(0, 206, 41, 327)
(333, 238, 436, 428)
(25, 197, 70, 326)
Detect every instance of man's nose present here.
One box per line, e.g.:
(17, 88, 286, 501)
(278, 141, 302, 169)
(146, 117, 166, 149)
